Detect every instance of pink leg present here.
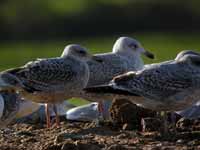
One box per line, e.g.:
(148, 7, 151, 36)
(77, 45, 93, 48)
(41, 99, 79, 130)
(56, 114, 60, 127)
(98, 101, 104, 118)
(53, 104, 60, 127)
(45, 103, 51, 128)
(141, 118, 146, 132)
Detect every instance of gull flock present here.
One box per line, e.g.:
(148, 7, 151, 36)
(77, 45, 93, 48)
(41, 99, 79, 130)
(0, 37, 199, 130)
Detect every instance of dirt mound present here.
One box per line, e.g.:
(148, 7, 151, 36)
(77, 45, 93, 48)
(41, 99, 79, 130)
(109, 98, 156, 130)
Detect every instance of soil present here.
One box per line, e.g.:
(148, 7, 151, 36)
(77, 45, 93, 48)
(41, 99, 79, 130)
(0, 120, 199, 150)
(109, 98, 157, 130)
(0, 100, 199, 150)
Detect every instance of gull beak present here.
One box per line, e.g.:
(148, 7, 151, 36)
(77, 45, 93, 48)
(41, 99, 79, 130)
(139, 48, 155, 59)
(91, 55, 103, 63)
(143, 50, 155, 59)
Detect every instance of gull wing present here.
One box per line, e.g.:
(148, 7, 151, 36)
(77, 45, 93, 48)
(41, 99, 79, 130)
(113, 62, 194, 100)
(2, 58, 76, 92)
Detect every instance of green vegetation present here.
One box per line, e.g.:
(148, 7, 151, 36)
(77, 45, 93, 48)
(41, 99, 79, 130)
(0, 32, 200, 71)
(68, 98, 90, 106)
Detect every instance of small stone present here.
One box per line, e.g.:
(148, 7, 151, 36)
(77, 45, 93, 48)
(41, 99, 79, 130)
(187, 139, 200, 146)
(20, 137, 37, 143)
(15, 131, 35, 137)
(176, 139, 184, 144)
(77, 143, 101, 150)
(54, 133, 84, 144)
(176, 118, 192, 130)
(61, 142, 77, 150)
(107, 144, 127, 150)
(43, 144, 62, 150)
(117, 133, 129, 139)
(156, 143, 162, 147)
(54, 133, 66, 144)
(122, 123, 134, 130)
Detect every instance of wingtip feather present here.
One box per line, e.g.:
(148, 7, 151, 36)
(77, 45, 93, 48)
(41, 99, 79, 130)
(84, 84, 139, 96)
(0, 74, 9, 87)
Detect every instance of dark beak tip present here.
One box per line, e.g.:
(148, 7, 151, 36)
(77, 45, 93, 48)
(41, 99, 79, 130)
(92, 56, 103, 62)
(149, 54, 155, 59)
(145, 51, 155, 59)
(96, 59, 103, 63)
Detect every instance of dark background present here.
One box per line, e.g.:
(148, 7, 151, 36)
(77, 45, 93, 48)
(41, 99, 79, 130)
(0, 0, 200, 41)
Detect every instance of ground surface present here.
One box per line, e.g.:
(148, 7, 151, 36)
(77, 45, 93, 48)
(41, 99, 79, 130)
(0, 117, 199, 150)
(0, 99, 200, 150)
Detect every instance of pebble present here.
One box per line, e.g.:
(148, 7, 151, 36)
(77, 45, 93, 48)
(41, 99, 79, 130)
(15, 131, 35, 137)
(54, 132, 84, 144)
(107, 144, 128, 150)
(176, 139, 185, 144)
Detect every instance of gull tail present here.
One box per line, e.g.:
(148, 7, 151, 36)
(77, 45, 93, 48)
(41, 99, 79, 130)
(0, 74, 8, 88)
(0, 95, 4, 118)
(0, 73, 21, 90)
(83, 84, 139, 96)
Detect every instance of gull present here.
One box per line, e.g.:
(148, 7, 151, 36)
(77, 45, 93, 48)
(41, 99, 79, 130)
(82, 37, 154, 118)
(83, 50, 200, 133)
(66, 102, 112, 122)
(0, 89, 40, 128)
(17, 101, 75, 124)
(176, 101, 200, 119)
(86, 36, 154, 86)
(66, 102, 99, 122)
(0, 44, 102, 128)
(83, 50, 200, 112)
(173, 51, 200, 119)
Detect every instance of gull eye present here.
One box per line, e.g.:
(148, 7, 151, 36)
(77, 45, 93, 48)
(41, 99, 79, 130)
(78, 50, 86, 55)
(129, 43, 138, 49)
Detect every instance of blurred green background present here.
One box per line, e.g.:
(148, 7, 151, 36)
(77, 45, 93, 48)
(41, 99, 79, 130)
(1, 0, 200, 105)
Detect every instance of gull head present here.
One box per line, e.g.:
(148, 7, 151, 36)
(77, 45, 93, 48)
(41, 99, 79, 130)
(61, 44, 102, 62)
(177, 51, 200, 68)
(112, 37, 154, 59)
(175, 50, 200, 61)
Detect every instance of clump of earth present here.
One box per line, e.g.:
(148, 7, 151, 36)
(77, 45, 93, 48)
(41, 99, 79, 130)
(109, 98, 157, 130)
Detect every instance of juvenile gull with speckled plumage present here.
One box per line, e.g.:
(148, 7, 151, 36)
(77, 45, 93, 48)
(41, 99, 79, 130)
(83, 50, 200, 112)
(173, 51, 200, 119)
(0, 44, 102, 128)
